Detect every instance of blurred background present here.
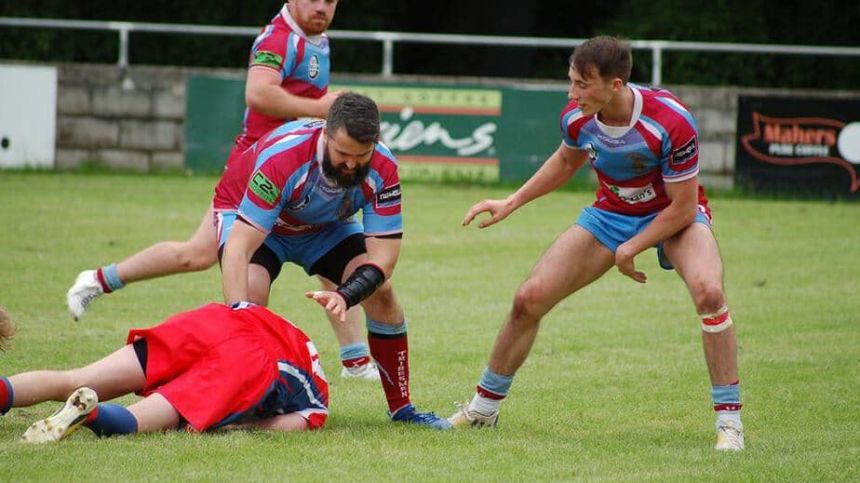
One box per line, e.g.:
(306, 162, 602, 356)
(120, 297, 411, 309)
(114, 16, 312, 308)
(1, 0, 859, 196)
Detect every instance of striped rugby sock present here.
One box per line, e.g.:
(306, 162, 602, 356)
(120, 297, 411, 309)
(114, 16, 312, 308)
(472, 367, 513, 414)
(340, 342, 371, 368)
(96, 263, 125, 293)
(712, 380, 742, 428)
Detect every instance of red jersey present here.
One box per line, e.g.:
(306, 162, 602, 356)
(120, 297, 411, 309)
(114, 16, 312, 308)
(128, 303, 329, 432)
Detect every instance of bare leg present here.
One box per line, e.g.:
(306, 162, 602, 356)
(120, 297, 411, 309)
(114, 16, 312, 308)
(358, 280, 405, 324)
(125, 393, 181, 433)
(247, 264, 273, 306)
(663, 223, 738, 385)
(318, 275, 367, 346)
(8, 345, 145, 407)
(488, 225, 615, 375)
(116, 204, 219, 283)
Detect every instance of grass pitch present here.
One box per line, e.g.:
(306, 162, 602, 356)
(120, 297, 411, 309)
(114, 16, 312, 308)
(0, 172, 857, 481)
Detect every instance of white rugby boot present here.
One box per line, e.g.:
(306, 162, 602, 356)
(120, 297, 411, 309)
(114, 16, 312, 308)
(714, 419, 745, 451)
(447, 401, 499, 428)
(66, 270, 104, 321)
(21, 387, 98, 443)
(340, 361, 381, 380)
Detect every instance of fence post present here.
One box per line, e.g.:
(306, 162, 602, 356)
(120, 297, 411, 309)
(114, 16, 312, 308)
(651, 44, 662, 86)
(382, 38, 393, 77)
(119, 27, 129, 69)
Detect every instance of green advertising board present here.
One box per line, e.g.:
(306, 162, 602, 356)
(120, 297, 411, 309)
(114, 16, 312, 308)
(185, 74, 247, 173)
(185, 75, 572, 182)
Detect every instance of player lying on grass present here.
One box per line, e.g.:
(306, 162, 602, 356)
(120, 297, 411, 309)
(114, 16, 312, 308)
(65, 0, 382, 382)
(0, 303, 328, 443)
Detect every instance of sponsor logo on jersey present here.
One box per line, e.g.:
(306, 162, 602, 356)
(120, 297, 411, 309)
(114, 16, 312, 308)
(670, 137, 697, 167)
(252, 50, 283, 70)
(605, 182, 656, 204)
(584, 142, 598, 162)
(375, 184, 401, 208)
(597, 133, 627, 146)
(250, 171, 280, 205)
(274, 218, 316, 232)
(317, 177, 343, 197)
(308, 54, 320, 80)
(303, 119, 326, 130)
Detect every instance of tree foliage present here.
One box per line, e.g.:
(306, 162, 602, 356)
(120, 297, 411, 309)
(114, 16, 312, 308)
(1, 0, 857, 88)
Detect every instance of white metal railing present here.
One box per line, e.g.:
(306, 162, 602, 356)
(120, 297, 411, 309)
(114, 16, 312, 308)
(2, 16, 860, 85)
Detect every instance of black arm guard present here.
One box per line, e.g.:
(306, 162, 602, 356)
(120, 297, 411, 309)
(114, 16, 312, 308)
(336, 263, 385, 309)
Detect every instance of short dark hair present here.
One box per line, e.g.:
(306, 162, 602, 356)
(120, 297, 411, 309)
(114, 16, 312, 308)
(326, 92, 380, 144)
(569, 35, 633, 83)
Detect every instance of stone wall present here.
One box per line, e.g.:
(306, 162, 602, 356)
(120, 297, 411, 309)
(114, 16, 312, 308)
(54, 63, 243, 172)
(23, 62, 860, 187)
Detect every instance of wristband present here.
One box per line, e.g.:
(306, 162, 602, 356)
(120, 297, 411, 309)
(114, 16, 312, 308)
(336, 264, 385, 309)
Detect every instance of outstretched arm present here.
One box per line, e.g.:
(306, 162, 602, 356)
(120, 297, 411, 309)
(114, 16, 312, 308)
(463, 143, 587, 228)
(305, 237, 400, 322)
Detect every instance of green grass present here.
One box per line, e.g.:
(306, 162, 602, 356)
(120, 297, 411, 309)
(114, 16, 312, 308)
(0, 172, 858, 481)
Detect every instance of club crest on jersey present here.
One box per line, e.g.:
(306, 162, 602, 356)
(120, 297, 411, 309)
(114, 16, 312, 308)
(671, 137, 698, 167)
(336, 197, 354, 220)
(628, 152, 648, 172)
(308, 54, 321, 80)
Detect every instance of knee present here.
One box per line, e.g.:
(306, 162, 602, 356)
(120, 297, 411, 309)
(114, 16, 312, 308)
(176, 243, 217, 271)
(366, 281, 397, 308)
(362, 282, 404, 322)
(64, 369, 87, 392)
(511, 279, 548, 325)
(691, 280, 726, 314)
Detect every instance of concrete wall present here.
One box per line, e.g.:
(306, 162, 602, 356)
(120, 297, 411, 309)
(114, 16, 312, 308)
(53, 63, 244, 172)
(10, 61, 858, 187)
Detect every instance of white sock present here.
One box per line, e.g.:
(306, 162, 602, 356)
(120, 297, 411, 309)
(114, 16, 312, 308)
(469, 393, 501, 415)
(716, 410, 742, 430)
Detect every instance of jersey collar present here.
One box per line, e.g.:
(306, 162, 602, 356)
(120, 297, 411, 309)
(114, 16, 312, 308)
(595, 85, 642, 138)
(280, 4, 326, 46)
(315, 130, 340, 187)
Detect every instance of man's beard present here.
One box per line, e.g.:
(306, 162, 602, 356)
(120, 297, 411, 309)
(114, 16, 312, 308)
(322, 151, 371, 188)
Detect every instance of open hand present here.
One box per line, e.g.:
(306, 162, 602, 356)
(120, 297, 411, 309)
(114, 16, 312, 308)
(305, 290, 348, 322)
(615, 243, 647, 283)
(462, 198, 514, 228)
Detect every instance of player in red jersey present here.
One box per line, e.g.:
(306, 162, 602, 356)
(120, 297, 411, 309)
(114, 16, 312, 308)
(65, 1, 379, 380)
(0, 303, 329, 443)
(448, 36, 744, 451)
